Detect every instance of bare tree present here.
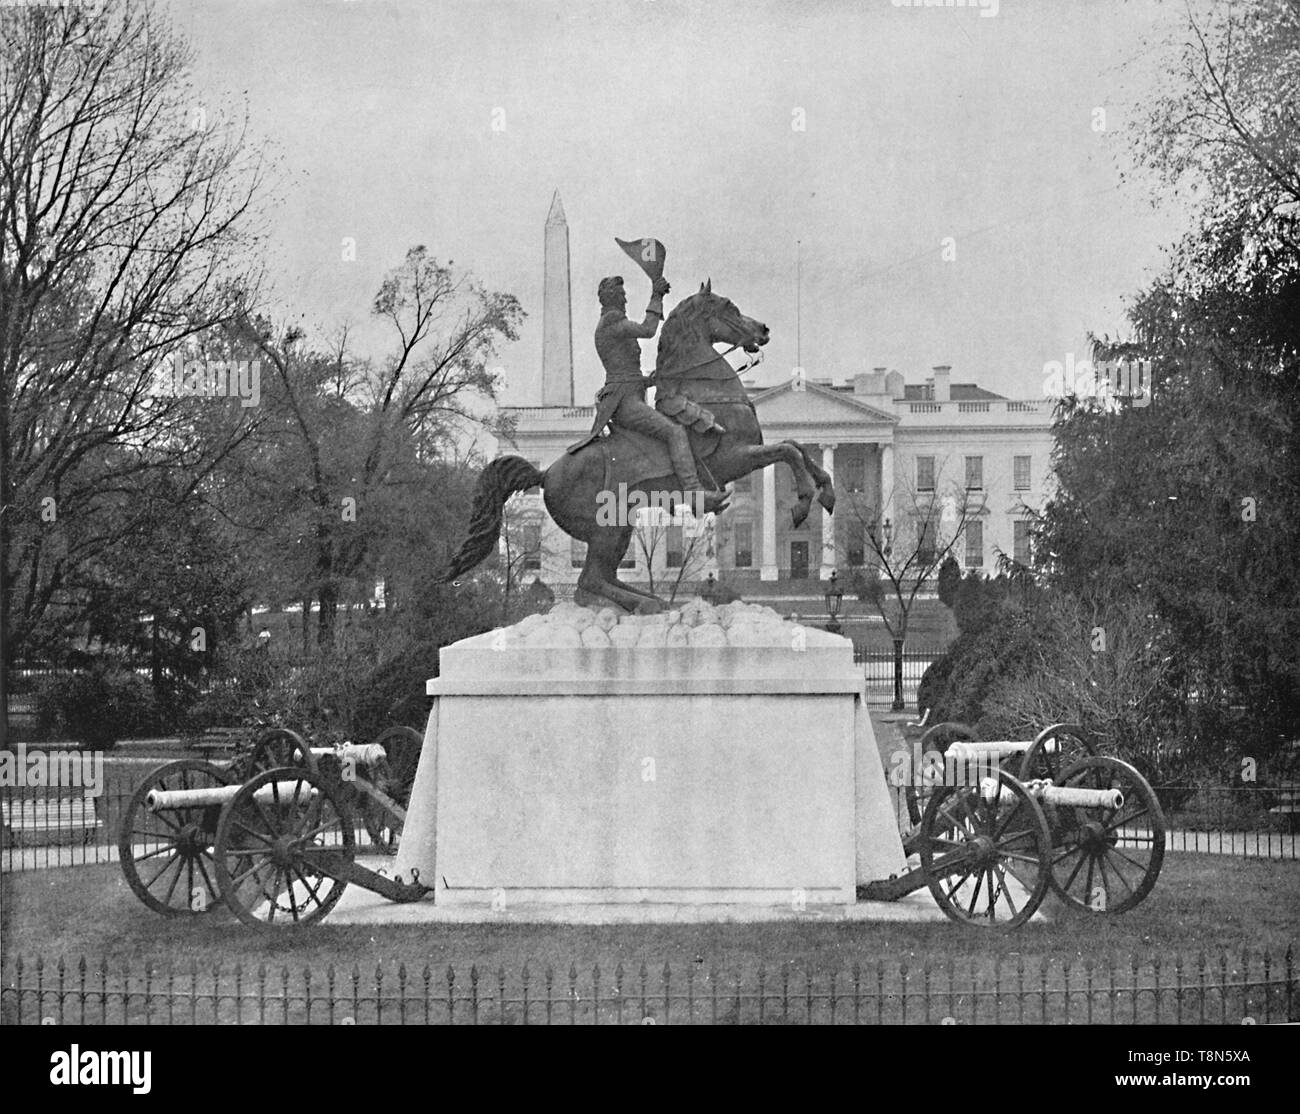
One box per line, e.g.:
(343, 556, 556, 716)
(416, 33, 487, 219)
(0, 1, 268, 669)
(630, 505, 714, 604)
(497, 501, 538, 619)
(845, 458, 984, 709)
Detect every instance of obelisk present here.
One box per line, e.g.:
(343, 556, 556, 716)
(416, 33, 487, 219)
(541, 190, 574, 406)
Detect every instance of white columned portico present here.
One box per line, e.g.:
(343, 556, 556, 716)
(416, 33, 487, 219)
(760, 463, 779, 580)
(819, 443, 837, 579)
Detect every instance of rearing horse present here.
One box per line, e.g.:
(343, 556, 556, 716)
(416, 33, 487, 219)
(439, 283, 835, 612)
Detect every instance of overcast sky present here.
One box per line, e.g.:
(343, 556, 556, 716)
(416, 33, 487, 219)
(173, 0, 1191, 406)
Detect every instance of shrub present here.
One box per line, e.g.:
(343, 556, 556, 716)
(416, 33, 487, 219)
(936, 556, 961, 608)
(35, 665, 156, 748)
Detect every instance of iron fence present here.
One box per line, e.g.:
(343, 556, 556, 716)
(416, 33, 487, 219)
(2, 948, 1293, 1025)
(854, 647, 945, 708)
(0, 781, 405, 873)
(3, 776, 1298, 874)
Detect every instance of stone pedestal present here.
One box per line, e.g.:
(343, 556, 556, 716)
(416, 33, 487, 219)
(394, 601, 905, 908)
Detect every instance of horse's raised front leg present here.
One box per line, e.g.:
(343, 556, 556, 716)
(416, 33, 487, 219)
(729, 442, 817, 527)
(791, 441, 836, 513)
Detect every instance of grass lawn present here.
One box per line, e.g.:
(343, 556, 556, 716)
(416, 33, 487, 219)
(4, 854, 1295, 976)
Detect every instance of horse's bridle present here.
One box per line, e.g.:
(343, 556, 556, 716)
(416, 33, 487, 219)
(648, 310, 765, 384)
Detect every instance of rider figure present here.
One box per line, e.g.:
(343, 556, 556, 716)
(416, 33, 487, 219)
(569, 274, 728, 514)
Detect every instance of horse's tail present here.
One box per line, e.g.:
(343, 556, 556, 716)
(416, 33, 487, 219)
(437, 456, 545, 583)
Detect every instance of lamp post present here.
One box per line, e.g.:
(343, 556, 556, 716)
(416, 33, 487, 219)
(823, 570, 843, 635)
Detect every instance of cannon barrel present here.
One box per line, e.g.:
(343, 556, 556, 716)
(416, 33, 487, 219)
(946, 739, 1054, 761)
(146, 780, 320, 813)
(309, 742, 387, 766)
(979, 777, 1123, 810)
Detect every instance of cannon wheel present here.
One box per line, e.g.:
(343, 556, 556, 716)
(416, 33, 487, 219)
(118, 760, 234, 916)
(1046, 755, 1165, 914)
(213, 766, 355, 928)
(358, 726, 423, 853)
(1018, 723, 1098, 784)
(905, 722, 978, 830)
(247, 727, 317, 776)
(919, 768, 1053, 930)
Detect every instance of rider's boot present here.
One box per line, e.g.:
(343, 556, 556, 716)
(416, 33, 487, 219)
(666, 428, 729, 515)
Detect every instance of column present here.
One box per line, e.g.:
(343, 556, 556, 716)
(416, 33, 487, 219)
(819, 443, 837, 579)
(879, 442, 895, 539)
(760, 463, 779, 580)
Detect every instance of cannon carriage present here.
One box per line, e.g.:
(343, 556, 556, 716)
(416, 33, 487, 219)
(863, 722, 1167, 929)
(120, 717, 1166, 932)
(118, 726, 427, 926)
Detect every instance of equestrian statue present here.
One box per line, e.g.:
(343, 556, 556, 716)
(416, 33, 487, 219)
(438, 236, 835, 613)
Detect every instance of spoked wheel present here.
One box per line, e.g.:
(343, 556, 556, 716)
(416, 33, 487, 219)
(118, 760, 233, 916)
(213, 766, 354, 928)
(905, 722, 978, 829)
(920, 768, 1053, 930)
(1046, 756, 1165, 914)
(358, 726, 423, 853)
(247, 728, 317, 776)
(1018, 723, 1098, 784)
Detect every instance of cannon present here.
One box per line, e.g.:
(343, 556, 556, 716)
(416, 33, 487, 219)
(863, 723, 1167, 929)
(118, 727, 427, 926)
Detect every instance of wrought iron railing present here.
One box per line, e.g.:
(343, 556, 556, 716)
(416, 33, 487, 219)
(2, 948, 1293, 1025)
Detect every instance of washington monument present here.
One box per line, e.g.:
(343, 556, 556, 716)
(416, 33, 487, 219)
(541, 190, 574, 406)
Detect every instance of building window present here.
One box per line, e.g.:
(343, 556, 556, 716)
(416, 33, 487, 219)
(917, 517, 936, 566)
(964, 520, 983, 568)
(842, 454, 865, 493)
(620, 550, 636, 570)
(847, 528, 865, 568)
(965, 455, 983, 491)
(916, 456, 935, 492)
(666, 524, 684, 568)
(733, 523, 753, 568)
(1014, 455, 1031, 491)
(1013, 520, 1031, 565)
(519, 522, 541, 570)
(571, 538, 586, 568)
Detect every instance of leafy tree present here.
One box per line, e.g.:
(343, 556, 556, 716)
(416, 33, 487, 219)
(1, 2, 267, 672)
(1027, 0, 1300, 762)
(234, 248, 522, 648)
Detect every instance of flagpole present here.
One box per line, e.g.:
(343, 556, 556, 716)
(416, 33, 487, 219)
(796, 239, 802, 369)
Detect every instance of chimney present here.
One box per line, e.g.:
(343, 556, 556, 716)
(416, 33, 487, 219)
(932, 364, 951, 403)
(885, 370, 905, 399)
(854, 370, 886, 396)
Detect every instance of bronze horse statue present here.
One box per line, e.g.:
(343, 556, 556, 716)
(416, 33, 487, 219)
(439, 283, 835, 612)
